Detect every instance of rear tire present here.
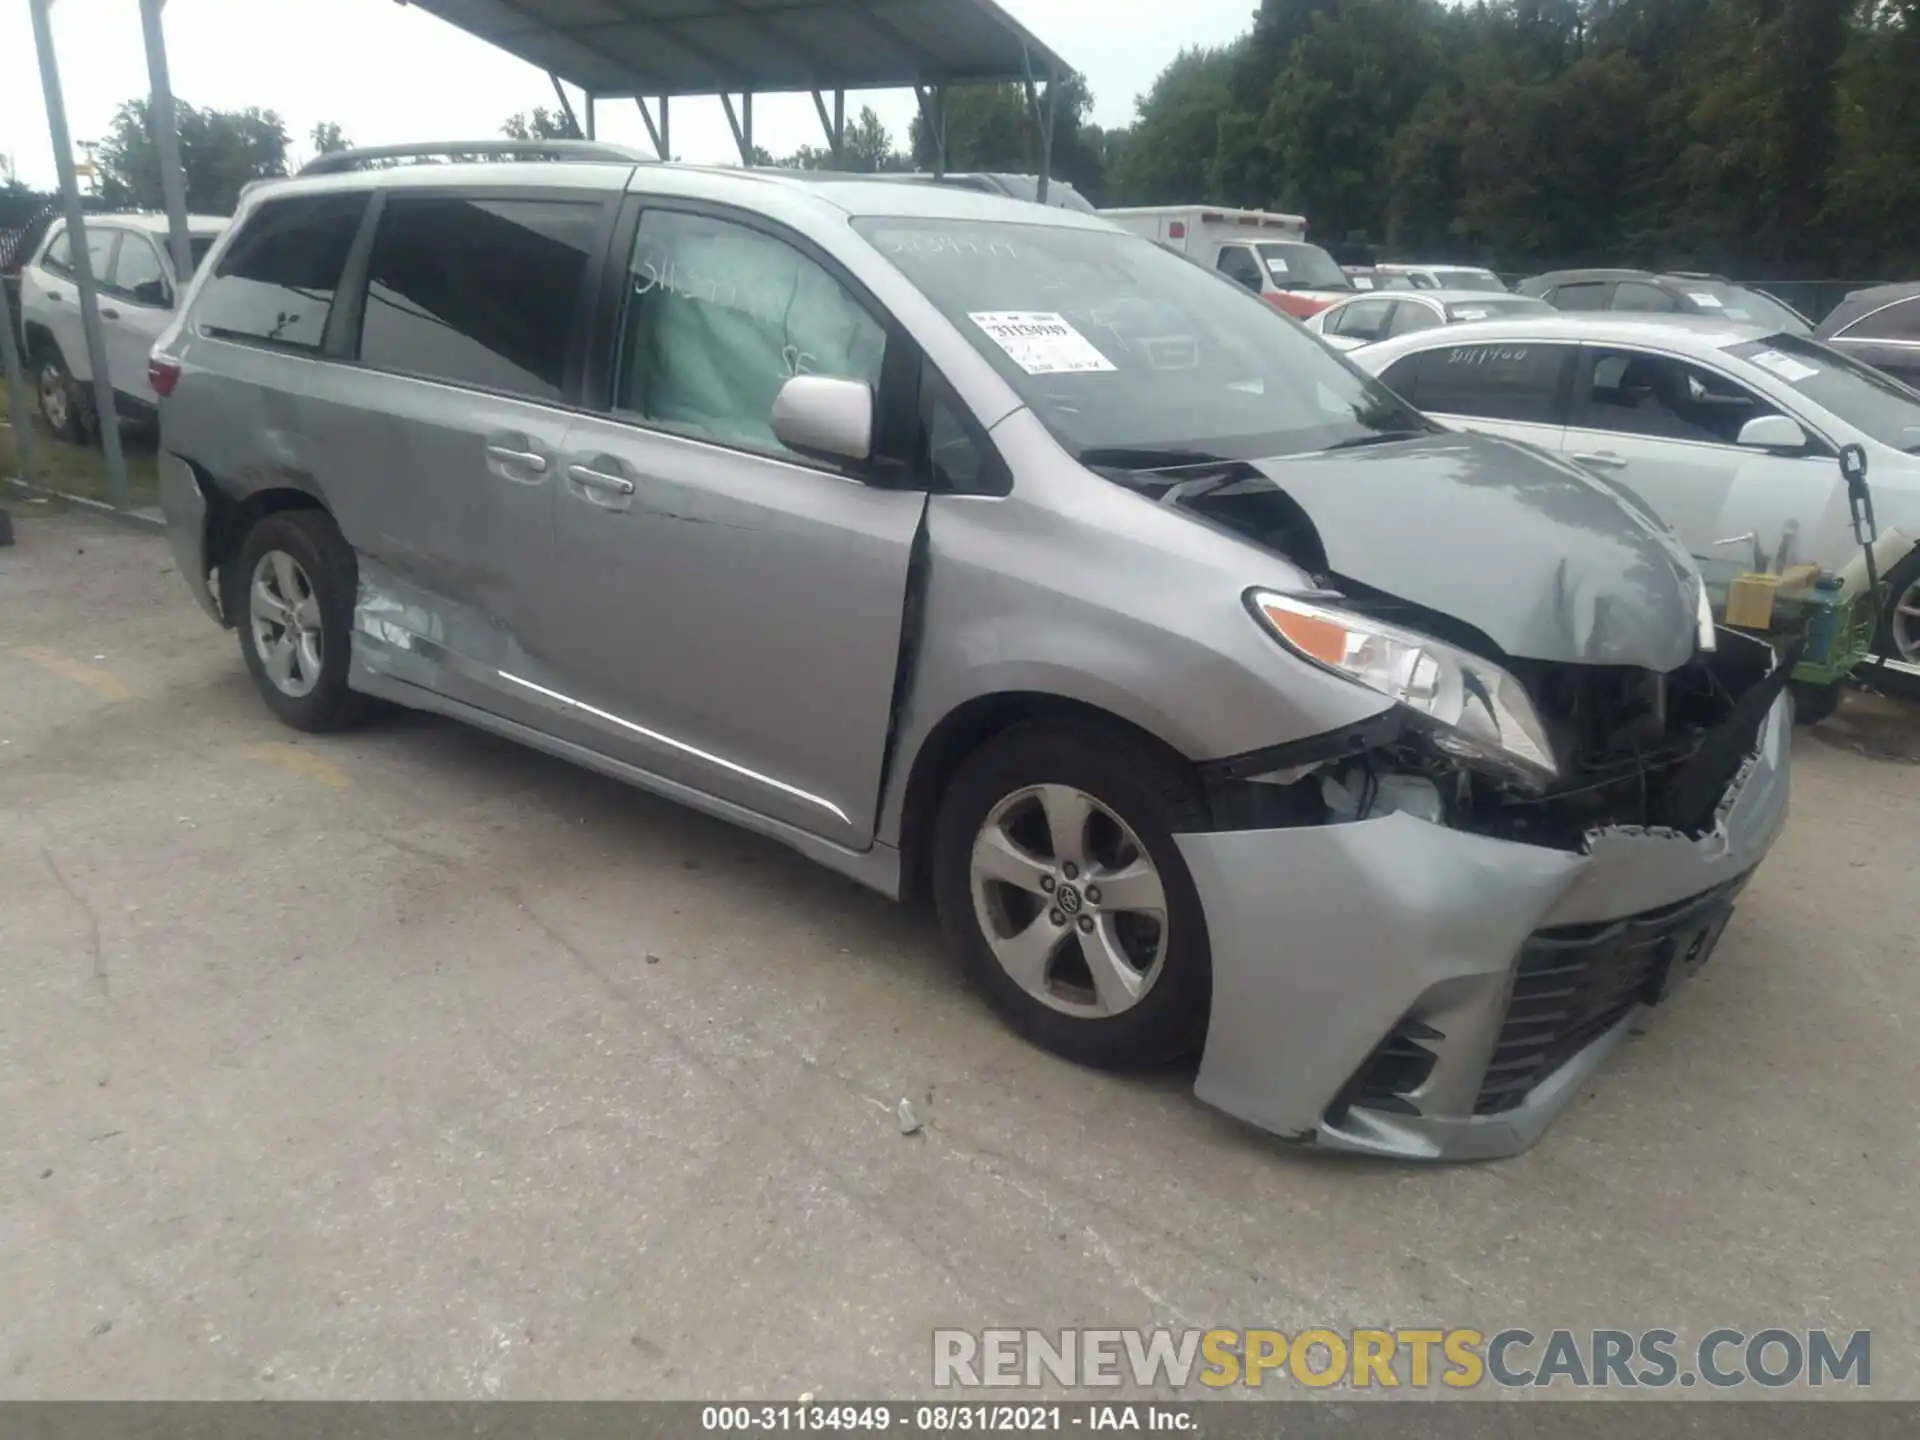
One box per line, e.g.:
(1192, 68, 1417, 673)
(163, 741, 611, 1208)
(34, 346, 92, 444)
(235, 510, 373, 733)
(931, 719, 1213, 1069)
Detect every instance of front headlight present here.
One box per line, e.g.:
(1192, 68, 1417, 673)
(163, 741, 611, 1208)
(1249, 590, 1559, 786)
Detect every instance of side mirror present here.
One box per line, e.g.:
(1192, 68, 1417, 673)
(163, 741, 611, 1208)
(771, 375, 873, 464)
(1736, 414, 1807, 450)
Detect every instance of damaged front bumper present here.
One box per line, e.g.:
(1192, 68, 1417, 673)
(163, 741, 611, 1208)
(1175, 689, 1791, 1162)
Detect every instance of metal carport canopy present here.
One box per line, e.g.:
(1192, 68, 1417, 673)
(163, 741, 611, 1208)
(399, 0, 1071, 96)
(4, 0, 1077, 520)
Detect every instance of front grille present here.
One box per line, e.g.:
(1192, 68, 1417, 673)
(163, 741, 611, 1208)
(1475, 878, 1747, 1115)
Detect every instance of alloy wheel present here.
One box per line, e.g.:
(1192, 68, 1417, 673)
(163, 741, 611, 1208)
(1891, 577, 1920, 664)
(38, 362, 69, 433)
(968, 784, 1170, 1019)
(249, 549, 324, 698)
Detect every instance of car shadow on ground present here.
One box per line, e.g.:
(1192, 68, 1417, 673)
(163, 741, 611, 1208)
(1809, 685, 1920, 763)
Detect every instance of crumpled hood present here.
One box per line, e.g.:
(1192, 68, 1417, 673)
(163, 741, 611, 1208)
(1238, 432, 1702, 670)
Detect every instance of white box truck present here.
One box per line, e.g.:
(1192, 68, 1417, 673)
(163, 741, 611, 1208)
(1101, 205, 1355, 318)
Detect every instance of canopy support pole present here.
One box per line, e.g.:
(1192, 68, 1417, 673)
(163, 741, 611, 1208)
(583, 93, 597, 140)
(29, 0, 130, 510)
(812, 89, 847, 167)
(914, 84, 948, 177)
(1021, 49, 1057, 205)
(636, 97, 665, 159)
(1, 273, 38, 487)
(548, 73, 581, 137)
(138, 0, 194, 285)
(721, 92, 756, 165)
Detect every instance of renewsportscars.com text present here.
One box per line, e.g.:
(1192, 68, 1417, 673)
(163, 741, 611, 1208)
(932, 1327, 1871, 1391)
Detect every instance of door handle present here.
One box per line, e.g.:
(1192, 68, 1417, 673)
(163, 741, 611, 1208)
(568, 464, 636, 498)
(47, 291, 65, 302)
(485, 444, 548, 473)
(1572, 451, 1628, 470)
(100, 307, 121, 320)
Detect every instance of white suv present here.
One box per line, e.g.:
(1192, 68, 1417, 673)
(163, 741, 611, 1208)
(18, 213, 226, 440)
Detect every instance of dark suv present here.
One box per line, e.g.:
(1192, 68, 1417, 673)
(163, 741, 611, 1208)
(1518, 269, 1812, 335)
(1815, 281, 1920, 390)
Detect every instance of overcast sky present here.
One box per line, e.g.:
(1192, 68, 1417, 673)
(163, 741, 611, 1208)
(1, 0, 1255, 189)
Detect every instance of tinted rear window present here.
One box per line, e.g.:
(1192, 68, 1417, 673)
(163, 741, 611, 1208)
(357, 194, 601, 401)
(1551, 282, 1609, 311)
(1382, 341, 1571, 422)
(195, 192, 367, 351)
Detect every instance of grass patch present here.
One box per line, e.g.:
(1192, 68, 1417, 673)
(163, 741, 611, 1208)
(1, 409, 162, 512)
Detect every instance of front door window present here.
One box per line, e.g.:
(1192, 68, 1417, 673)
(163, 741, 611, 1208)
(1572, 349, 1778, 444)
(615, 209, 886, 458)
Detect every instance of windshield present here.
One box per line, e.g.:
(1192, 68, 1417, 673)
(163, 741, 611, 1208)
(1256, 242, 1351, 291)
(1444, 296, 1552, 322)
(1727, 334, 1920, 453)
(854, 218, 1429, 462)
(1429, 268, 1506, 291)
(1686, 283, 1809, 334)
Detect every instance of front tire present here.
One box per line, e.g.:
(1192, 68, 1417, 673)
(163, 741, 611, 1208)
(235, 510, 372, 732)
(1790, 680, 1844, 726)
(931, 720, 1213, 1069)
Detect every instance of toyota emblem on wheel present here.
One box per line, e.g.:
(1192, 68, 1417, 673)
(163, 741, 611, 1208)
(1056, 884, 1083, 915)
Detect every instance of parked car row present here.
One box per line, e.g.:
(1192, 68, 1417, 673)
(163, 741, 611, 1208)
(90, 145, 1803, 1162)
(1307, 288, 1553, 350)
(1516, 269, 1815, 334)
(1350, 314, 1920, 666)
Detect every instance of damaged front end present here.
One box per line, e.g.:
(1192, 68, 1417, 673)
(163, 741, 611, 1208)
(1137, 447, 1794, 1160)
(1177, 618, 1793, 1160)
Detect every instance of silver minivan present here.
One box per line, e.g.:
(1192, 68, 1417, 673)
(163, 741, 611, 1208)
(154, 150, 1791, 1160)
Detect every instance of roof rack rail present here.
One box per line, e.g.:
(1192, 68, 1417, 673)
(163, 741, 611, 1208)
(299, 140, 655, 176)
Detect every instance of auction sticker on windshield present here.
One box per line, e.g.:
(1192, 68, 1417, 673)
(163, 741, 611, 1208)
(1749, 348, 1820, 383)
(969, 312, 1117, 375)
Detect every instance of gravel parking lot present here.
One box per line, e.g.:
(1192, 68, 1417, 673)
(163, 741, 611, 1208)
(1, 504, 1915, 1399)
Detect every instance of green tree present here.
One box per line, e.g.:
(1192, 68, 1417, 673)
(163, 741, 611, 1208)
(1828, 0, 1920, 271)
(309, 120, 351, 157)
(502, 107, 580, 141)
(1265, 0, 1444, 243)
(844, 106, 904, 171)
(908, 73, 1111, 198)
(1108, 44, 1240, 205)
(97, 99, 290, 215)
(779, 107, 905, 172)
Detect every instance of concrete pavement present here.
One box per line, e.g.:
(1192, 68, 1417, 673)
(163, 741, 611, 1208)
(1, 506, 1914, 1398)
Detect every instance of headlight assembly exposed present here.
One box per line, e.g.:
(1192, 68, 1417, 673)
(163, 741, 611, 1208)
(1248, 590, 1559, 787)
